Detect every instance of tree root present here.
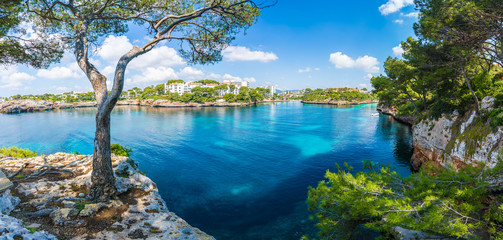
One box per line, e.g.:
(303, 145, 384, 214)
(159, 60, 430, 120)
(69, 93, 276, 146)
(8, 156, 83, 182)
(7, 163, 28, 179)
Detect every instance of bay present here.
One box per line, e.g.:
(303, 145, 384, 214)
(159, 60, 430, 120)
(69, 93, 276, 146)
(0, 101, 412, 239)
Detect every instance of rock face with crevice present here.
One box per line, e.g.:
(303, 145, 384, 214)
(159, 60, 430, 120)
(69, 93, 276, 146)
(0, 153, 214, 240)
(411, 96, 503, 170)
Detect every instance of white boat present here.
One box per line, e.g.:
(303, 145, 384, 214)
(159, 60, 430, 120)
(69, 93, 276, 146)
(371, 113, 379, 117)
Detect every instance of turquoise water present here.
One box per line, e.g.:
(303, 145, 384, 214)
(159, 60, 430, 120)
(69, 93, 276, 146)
(0, 101, 412, 239)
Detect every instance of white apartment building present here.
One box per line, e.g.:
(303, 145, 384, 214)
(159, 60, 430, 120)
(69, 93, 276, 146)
(223, 80, 249, 88)
(165, 80, 250, 95)
(223, 80, 249, 94)
(166, 83, 186, 95)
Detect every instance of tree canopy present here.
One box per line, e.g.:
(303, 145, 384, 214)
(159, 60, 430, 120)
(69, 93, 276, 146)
(372, 0, 503, 118)
(0, 0, 63, 67)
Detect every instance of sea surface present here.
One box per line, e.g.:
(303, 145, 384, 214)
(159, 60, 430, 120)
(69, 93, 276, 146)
(0, 101, 413, 239)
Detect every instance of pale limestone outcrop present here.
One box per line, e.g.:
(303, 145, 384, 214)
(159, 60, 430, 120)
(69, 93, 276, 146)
(0, 100, 97, 113)
(0, 99, 252, 113)
(392, 227, 456, 240)
(411, 96, 503, 170)
(0, 153, 214, 240)
(376, 104, 415, 125)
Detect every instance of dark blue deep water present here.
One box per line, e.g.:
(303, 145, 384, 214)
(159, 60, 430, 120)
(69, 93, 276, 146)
(0, 101, 412, 239)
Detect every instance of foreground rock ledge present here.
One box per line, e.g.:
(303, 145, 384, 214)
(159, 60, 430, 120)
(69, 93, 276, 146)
(0, 153, 214, 240)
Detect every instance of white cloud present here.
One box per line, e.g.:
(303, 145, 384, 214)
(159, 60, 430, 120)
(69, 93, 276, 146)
(298, 67, 311, 73)
(207, 73, 256, 83)
(298, 67, 320, 73)
(69, 62, 81, 72)
(37, 66, 81, 80)
(243, 77, 257, 83)
(130, 46, 185, 69)
(102, 65, 116, 75)
(178, 67, 204, 80)
(97, 36, 133, 62)
(379, 0, 414, 15)
(363, 74, 373, 80)
(55, 86, 70, 92)
(128, 67, 178, 85)
(359, 83, 370, 88)
(222, 46, 278, 62)
(393, 44, 405, 56)
(329, 52, 380, 73)
(394, 19, 404, 24)
(0, 66, 35, 89)
(401, 12, 419, 18)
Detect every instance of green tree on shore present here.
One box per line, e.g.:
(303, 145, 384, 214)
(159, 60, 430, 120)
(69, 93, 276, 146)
(23, 0, 267, 201)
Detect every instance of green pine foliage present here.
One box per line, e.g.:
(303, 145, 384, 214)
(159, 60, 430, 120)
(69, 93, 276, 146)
(110, 144, 132, 157)
(0, 147, 37, 158)
(302, 88, 376, 102)
(307, 160, 503, 239)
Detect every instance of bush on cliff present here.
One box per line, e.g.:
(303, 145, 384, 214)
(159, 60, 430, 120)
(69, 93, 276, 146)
(307, 160, 503, 239)
(111, 144, 132, 157)
(0, 147, 37, 158)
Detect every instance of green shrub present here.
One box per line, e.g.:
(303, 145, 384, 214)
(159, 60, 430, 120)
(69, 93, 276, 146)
(0, 147, 37, 158)
(481, 109, 503, 130)
(307, 160, 503, 239)
(111, 144, 132, 157)
(74, 201, 86, 211)
(115, 169, 129, 178)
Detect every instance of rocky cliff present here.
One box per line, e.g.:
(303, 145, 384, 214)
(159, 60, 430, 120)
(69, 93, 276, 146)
(376, 105, 415, 126)
(410, 96, 503, 170)
(0, 153, 213, 240)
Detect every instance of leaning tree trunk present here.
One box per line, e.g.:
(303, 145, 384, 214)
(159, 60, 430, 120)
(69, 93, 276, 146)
(461, 67, 480, 115)
(89, 110, 116, 201)
(403, 90, 423, 117)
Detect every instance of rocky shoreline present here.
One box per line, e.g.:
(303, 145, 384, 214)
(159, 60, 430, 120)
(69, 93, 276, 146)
(0, 99, 256, 113)
(376, 104, 415, 126)
(0, 100, 96, 113)
(0, 153, 214, 240)
(301, 99, 378, 105)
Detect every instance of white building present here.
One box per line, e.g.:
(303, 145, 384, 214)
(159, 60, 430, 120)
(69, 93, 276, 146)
(167, 83, 186, 95)
(222, 80, 249, 94)
(265, 86, 276, 96)
(223, 80, 249, 88)
(165, 80, 250, 95)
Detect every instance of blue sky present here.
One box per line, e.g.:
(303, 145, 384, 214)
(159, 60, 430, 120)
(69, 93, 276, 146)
(0, 0, 418, 97)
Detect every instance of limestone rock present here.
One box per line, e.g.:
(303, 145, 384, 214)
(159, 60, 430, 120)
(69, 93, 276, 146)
(0, 190, 20, 214)
(412, 109, 503, 170)
(481, 96, 496, 111)
(50, 208, 79, 225)
(79, 203, 102, 217)
(392, 227, 456, 240)
(0, 213, 58, 240)
(0, 153, 214, 240)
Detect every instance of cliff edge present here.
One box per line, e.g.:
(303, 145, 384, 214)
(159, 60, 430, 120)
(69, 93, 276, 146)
(411, 96, 503, 170)
(0, 153, 213, 240)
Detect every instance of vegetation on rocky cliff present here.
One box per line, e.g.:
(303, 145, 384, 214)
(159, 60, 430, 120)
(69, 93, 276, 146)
(371, 0, 503, 120)
(0, 147, 37, 158)
(309, 0, 503, 238)
(302, 88, 376, 102)
(307, 160, 503, 239)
